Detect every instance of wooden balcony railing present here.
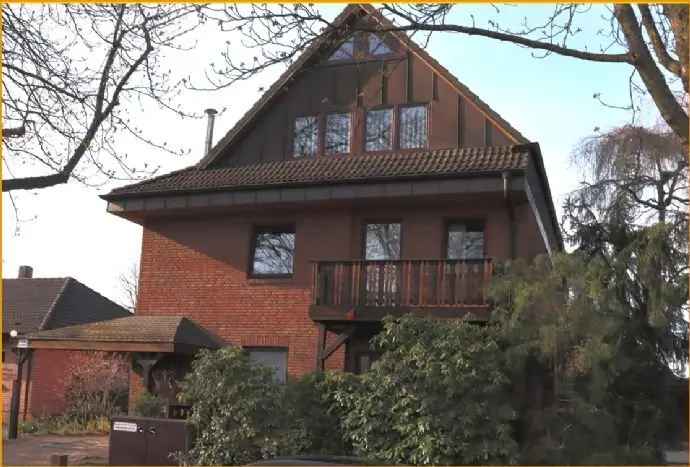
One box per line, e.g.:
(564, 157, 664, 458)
(311, 258, 493, 312)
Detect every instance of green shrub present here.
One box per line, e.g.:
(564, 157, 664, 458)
(134, 392, 166, 417)
(278, 372, 352, 457)
(323, 316, 519, 465)
(179, 316, 518, 465)
(178, 347, 284, 465)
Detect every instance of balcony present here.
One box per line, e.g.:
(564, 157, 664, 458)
(310, 258, 493, 322)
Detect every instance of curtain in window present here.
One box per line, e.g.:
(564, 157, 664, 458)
(365, 109, 393, 152)
(293, 116, 318, 157)
(399, 106, 428, 149)
(325, 113, 350, 155)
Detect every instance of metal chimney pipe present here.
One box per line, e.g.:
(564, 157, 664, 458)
(204, 108, 218, 155)
(17, 265, 33, 279)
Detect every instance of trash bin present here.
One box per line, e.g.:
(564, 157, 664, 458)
(109, 416, 191, 466)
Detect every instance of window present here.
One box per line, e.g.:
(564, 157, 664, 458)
(325, 113, 351, 155)
(355, 352, 379, 374)
(251, 227, 295, 276)
(399, 105, 428, 149)
(365, 108, 393, 152)
(365, 223, 401, 260)
(247, 348, 288, 384)
(368, 34, 392, 56)
(447, 222, 485, 260)
(329, 37, 354, 61)
(293, 116, 318, 158)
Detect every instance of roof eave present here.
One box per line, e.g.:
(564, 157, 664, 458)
(101, 168, 527, 202)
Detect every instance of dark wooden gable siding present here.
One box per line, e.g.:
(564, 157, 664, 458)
(213, 28, 516, 168)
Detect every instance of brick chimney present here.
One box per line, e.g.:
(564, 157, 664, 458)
(17, 265, 33, 279)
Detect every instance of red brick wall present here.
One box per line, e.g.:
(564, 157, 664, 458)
(24, 349, 75, 418)
(136, 194, 548, 380)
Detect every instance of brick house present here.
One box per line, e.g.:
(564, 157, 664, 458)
(26, 4, 560, 408)
(3, 266, 130, 419)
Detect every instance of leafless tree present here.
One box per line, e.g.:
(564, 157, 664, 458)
(572, 124, 687, 227)
(195, 4, 688, 147)
(2, 4, 223, 193)
(119, 262, 139, 312)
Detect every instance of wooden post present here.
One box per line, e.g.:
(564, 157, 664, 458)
(315, 324, 327, 372)
(7, 348, 31, 440)
(133, 352, 164, 393)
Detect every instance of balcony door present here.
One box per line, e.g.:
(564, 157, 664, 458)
(363, 223, 401, 305)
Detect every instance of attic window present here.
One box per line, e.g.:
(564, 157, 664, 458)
(365, 108, 393, 152)
(399, 105, 428, 149)
(368, 34, 392, 55)
(325, 113, 351, 155)
(293, 116, 318, 158)
(329, 37, 354, 61)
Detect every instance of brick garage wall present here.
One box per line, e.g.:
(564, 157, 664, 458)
(23, 349, 73, 418)
(135, 194, 548, 384)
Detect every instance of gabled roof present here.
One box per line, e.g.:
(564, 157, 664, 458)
(26, 315, 224, 351)
(197, 3, 529, 169)
(103, 145, 530, 200)
(2, 277, 130, 335)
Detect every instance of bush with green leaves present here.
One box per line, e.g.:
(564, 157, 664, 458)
(278, 372, 352, 457)
(178, 347, 285, 465)
(321, 316, 518, 465)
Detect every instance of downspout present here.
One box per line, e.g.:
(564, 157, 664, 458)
(502, 171, 517, 260)
(22, 353, 32, 421)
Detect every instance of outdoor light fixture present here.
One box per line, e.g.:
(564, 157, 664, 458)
(9, 329, 18, 338)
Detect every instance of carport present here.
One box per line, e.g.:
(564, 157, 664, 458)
(8, 315, 222, 438)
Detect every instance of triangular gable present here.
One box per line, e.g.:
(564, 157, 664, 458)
(198, 4, 529, 169)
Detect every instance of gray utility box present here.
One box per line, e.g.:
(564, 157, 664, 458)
(109, 416, 191, 466)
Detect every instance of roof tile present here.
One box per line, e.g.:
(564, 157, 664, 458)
(104, 145, 530, 199)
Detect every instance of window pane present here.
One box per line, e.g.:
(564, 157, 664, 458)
(447, 223, 484, 260)
(325, 113, 351, 155)
(369, 34, 392, 55)
(400, 106, 428, 149)
(365, 223, 401, 260)
(248, 349, 287, 384)
(293, 116, 318, 158)
(365, 109, 393, 152)
(252, 230, 295, 275)
(329, 38, 354, 61)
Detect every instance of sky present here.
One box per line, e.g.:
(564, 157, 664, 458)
(2, 4, 666, 307)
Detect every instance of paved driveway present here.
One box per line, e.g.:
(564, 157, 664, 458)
(3, 434, 108, 465)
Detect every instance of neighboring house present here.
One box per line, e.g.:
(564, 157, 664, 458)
(3, 266, 130, 419)
(27, 4, 561, 408)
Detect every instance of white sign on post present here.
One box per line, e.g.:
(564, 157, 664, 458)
(17, 339, 29, 349)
